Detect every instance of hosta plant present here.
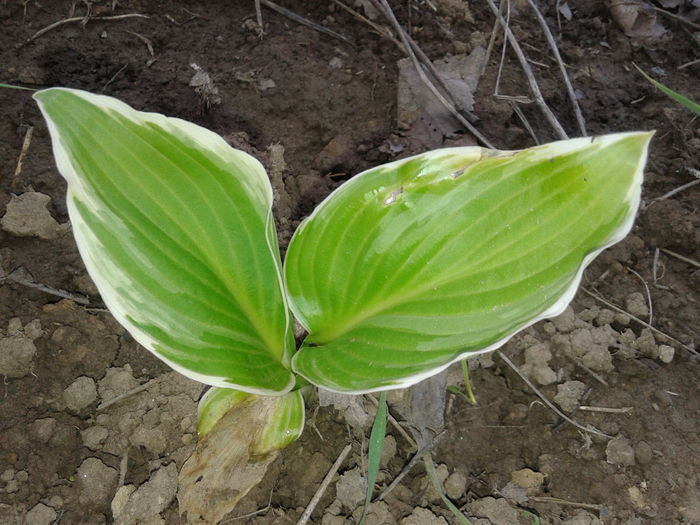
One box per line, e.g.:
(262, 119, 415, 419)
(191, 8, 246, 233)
(34, 88, 651, 519)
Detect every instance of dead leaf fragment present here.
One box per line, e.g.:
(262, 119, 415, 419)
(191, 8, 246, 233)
(397, 47, 485, 149)
(606, 0, 666, 45)
(178, 396, 280, 524)
(1, 192, 69, 240)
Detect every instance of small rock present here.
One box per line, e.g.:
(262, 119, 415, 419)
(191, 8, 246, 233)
(400, 507, 448, 525)
(634, 441, 653, 465)
(30, 418, 56, 444)
(552, 306, 576, 333)
(627, 486, 649, 512)
(0, 192, 68, 240)
(469, 497, 520, 525)
(24, 503, 57, 525)
(0, 469, 14, 482)
(521, 343, 557, 386)
(380, 435, 397, 467)
(15, 470, 27, 482)
(510, 468, 545, 494)
(63, 376, 97, 412)
(606, 435, 636, 466)
(351, 501, 396, 525)
(335, 467, 365, 508)
(420, 463, 449, 505)
(7, 318, 22, 335)
(314, 135, 354, 172)
(596, 309, 615, 326)
(75, 457, 118, 506)
(614, 312, 631, 326)
(4, 479, 18, 493)
(113, 463, 177, 525)
(81, 426, 109, 450)
(130, 426, 167, 456)
(23, 319, 43, 340)
(111, 485, 136, 519)
(553, 380, 587, 412)
(581, 344, 614, 373)
(0, 335, 37, 378)
(562, 509, 603, 525)
(444, 470, 467, 500)
(658, 344, 674, 363)
(625, 292, 649, 318)
(635, 328, 658, 359)
(498, 482, 528, 504)
(321, 514, 345, 525)
(98, 366, 140, 402)
(329, 57, 344, 69)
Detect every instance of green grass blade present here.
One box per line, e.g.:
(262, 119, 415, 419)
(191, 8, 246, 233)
(635, 64, 700, 115)
(0, 83, 36, 91)
(359, 391, 387, 525)
(286, 133, 652, 392)
(34, 88, 295, 394)
(423, 454, 473, 525)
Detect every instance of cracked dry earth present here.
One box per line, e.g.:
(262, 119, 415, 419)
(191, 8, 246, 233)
(1, 1, 699, 524)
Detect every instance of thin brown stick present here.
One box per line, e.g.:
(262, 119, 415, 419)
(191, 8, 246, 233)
(259, 0, 350, 43)
(531, 496, 603, 512)
(27, 13, 148, 42)
(526, 0, 586, 136)
(366, 394, 417, 450)
(678, 58, 700, 70)
(646, 179, 700, 208)
(578, 405, 633, 414)
(13, 126, 33, 181)
(653, 6, 700, 31)
(485, 0, 568, 140)
(254, 0, 263, 29)
(332, 0, 401, 47)
(512, 105, 539, 144)
(660, 248, 700, 269)
(295, 444, 352, 525)
(482, 0, 507, 76)
(97, 379, 156, 411)
(5, 273, 89, 305)
(626, 266, 653, 326)
(125, 30, 154, 56)
(371, 0, 495, 148)
(581, 287, 698, 356)
(497, 351, 611, 438)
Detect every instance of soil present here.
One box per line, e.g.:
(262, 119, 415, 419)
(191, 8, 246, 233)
(1, 1, 698, 524)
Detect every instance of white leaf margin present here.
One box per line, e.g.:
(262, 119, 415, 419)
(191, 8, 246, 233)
(289, 132, 653, 394)
(35, 88, 295, 395)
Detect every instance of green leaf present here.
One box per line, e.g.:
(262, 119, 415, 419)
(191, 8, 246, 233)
(253, 389, 305, 455)
(359, 391, 387, 525)
(635, 64, 700, 116)
(34, 88, 294, 394)
(197, 387, 250, 436)
(285, 133, 652, 392)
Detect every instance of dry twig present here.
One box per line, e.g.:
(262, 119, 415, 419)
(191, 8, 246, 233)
(660, 247, 700, 269)
(581, 287, 698, 356)
(27, 13, 148, 43)
(5, 273, 89, 305)
(295, 444, 352, 525)
(531, 496, 603, 512)
(369, 0, 495, 148)
(526, 0, 586, 136)
(645, 178, 700, 209)
(484, 0, 568, 140)
(97, 379, 156, 411)
(497, 351, 611, 438)
(13, 126, 33, 181)
(626, 266, 653, 326)
(259, 0, 350, 43)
